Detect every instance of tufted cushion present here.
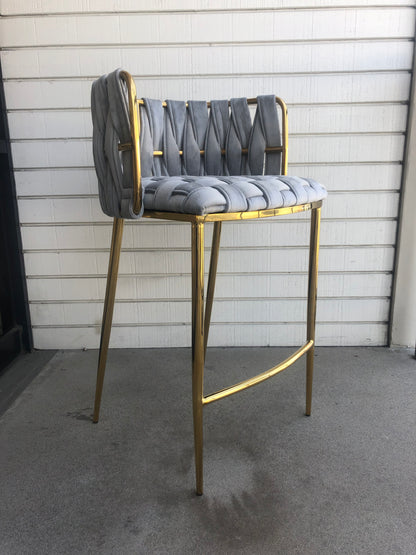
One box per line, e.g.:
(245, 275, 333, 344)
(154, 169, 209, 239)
(143, 175, 327, 215)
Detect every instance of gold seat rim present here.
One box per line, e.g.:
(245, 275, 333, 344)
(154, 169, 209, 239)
(142, 199, 322, 223)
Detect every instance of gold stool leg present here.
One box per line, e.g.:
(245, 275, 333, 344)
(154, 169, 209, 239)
(93, 217, 124, 423)
(191, 221, 205, 495)
(306, 207, 321, 416)
(204, 221, 222, 358)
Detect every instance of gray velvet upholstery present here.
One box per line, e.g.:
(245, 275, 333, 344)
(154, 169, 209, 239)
(143, 175, 326, 215)
(91, 70, 140, 219)
(91, 68, 327, 218)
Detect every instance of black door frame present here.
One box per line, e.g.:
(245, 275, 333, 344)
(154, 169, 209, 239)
(0, 61, 33, 371)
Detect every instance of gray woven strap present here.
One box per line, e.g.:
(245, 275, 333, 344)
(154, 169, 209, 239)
(140, 98, 166, 177)
(226, 98, 252, 175)
(140, 98, 186, 177)
(143, 175, 327, 215)
(205, 100, 230, 175)
(91, 68, 143, 219)
(165, 100, 186, 175)
(248, 95, 282, 174)
(183, 100, 209, 176)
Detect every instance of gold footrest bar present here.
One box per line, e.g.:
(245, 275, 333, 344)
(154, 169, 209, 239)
(202, 339, 314, 406)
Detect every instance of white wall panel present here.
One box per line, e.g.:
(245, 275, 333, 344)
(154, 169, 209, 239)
(1, 2, 413, 348)
(9, 134, 406, 169)
(31, 322, 388, 350)
(2, 1, 414, 16)
(22, 247, 395, 276)
(1, 9, 414, 47)
(29, 298, 390, 326)
(15, 190, 400, 223)
(4, 73, 412, 110)
(7, 104, 408, 140)
(25, 273, 392, 303)
(2, 42, 413, 78)
(20, 220, 397, 250)
(13, 164, 402, 197)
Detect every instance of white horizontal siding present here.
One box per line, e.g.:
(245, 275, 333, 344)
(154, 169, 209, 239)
(2, 42, 413, 78)
(22, 247, 395, 275)
(31, 323, 388, 350)
(20, 220, 397, 250)
(15, 192, 400, 223)
(29, 298, 390, 326)
(7, 104, 409, 139)
(1, 9, 414, 47)
(4, 74, 412, 109)
(24, 272, 393, 305)
(1, 2, 413, 348)
(13, 165, 403, 196)
(1, 1, 414, 16)
(25, 273, 392, 303)
(9, 135, 406, 169)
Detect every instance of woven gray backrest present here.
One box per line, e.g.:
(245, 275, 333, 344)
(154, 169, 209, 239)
(139, 96, 282, 178)
(91, 68, 283, 218)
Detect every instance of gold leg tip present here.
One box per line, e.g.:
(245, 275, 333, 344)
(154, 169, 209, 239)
(196, 489, 203, 496)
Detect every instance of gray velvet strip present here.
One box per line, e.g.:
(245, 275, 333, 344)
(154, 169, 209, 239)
(165, 100, 187, 174)
(183, 101, 208, 176)
(139, 99, 154, 178)
(205, 100, 230, 175)
(142, 99, 166, 176)
(166, 100, 187, 148)
(226, 98, 252, 175)
(248, 95, 281, 175)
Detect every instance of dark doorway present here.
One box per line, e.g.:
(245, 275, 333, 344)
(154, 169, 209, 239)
(0, 61, 32, 371)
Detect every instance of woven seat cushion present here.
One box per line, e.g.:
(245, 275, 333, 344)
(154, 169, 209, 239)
(142, 175, 327, 215)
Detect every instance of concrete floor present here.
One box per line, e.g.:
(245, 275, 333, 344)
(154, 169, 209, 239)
(0, 346, 415, 554)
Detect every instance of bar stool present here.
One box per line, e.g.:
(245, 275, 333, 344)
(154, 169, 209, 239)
(90, 68, 327, 495)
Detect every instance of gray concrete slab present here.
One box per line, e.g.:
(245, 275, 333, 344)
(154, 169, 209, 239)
(0, 350, 57, 417)
(0, 347, 415, 554)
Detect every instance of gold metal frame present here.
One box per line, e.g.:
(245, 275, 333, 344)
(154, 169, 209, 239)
(93, 71, 322, 496)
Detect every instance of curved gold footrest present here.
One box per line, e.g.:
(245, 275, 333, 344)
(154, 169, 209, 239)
(202, 339, 314, 406)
